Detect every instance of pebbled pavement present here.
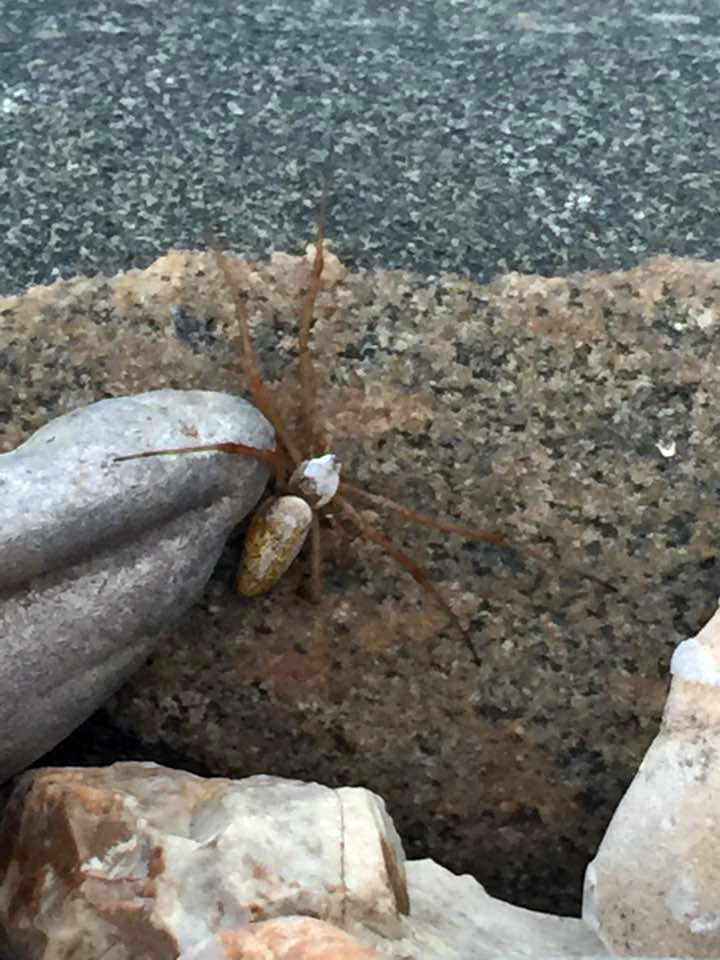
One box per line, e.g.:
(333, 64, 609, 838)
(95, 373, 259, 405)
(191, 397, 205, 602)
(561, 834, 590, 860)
(0, 0, 719, 293)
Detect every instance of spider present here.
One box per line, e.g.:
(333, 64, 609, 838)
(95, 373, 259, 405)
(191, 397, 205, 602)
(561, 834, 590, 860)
(115, 224, 613, 665)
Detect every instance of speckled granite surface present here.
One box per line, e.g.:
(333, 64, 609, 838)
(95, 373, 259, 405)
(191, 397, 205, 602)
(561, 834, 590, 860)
(1, 0, 720, 297)
(3, 249, 718, 913)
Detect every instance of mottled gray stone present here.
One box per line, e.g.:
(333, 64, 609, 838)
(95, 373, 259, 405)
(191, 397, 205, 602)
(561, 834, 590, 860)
(3, 249, 719, 914)
(0, 390, 272, 783)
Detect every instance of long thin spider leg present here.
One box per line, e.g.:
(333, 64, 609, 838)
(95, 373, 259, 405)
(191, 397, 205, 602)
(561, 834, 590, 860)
(211, 244, 303, 466)
(334, 494, 482, 665)
(307, 511, 323, 603)
(323, 510, 356, 558)
(339, 482, 616, 593)
(114, 441, 287, 487)
(297, 220, 325, 454)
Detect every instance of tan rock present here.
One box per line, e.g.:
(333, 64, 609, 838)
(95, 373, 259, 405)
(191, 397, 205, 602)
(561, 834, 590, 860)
(179, 917, 381, 959)
(0, 763, 407, 960)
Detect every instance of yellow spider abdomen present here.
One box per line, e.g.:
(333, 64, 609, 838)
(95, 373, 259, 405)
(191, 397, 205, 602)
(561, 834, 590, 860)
(236, 495, 313, 596)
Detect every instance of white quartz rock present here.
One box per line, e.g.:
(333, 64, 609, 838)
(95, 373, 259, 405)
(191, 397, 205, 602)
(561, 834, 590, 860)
(583, 601, 720, 956)
(0, 390, 272, 783)
(0, 762, 408, 959)
(0, 762, 609, 960)
(670, 600, 720, 686)
(407, 858, 604, 960)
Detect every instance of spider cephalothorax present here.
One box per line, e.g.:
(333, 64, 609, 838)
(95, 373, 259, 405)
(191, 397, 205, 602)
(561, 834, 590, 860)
(115, 228, 613, 664)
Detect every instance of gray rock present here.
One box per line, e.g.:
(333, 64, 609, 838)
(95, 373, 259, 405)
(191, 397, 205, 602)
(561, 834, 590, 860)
(0, 390, 272, 783)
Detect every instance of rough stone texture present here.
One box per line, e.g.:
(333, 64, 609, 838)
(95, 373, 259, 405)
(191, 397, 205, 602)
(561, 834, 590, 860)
(0, 390, 272, 782)
(0, 762, 604, 960)
(405, 859, 604, 960)
(583, 604, 720, 957)
(0, 763, 406, 959)
(3, 249, 718, 912)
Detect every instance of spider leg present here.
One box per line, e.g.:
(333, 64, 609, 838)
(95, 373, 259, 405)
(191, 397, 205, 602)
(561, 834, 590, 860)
(211, 244, 302, 466)
(297, 220, 325, 455)
(333, 494, 482, 665)
(339, 481, 616, 593)
(307, 511, 323, 603)
(323, 510, 356, 564)
(114, 441, 288, 487)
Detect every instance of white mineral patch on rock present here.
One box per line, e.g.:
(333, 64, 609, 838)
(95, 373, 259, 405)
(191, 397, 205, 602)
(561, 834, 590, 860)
(671, 600, 720, 686)
(671, 636, 720, 686)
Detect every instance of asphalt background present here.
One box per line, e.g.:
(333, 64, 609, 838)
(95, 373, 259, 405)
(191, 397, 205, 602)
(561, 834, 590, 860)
(1, 0, 720, 296)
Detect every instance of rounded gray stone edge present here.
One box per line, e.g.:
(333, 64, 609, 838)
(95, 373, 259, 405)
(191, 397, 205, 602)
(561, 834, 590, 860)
(0, 389, 274, 783)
